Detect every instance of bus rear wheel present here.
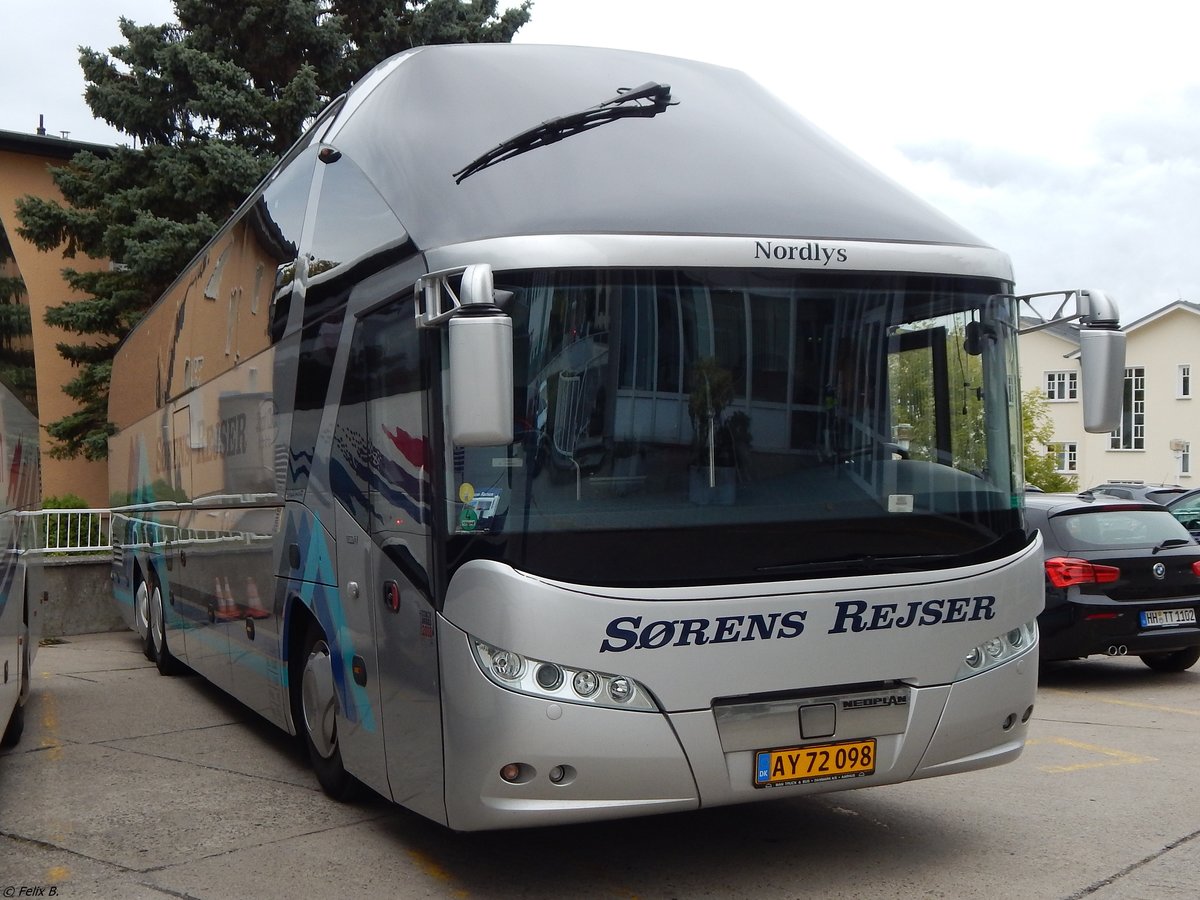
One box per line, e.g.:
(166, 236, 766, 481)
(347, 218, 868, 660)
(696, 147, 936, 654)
(135, 578, 154, 661)
(148, 582, 182, 676)
(299, 623, 357, 800)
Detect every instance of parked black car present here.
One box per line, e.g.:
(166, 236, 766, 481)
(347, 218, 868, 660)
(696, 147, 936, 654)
(1027, 492, 1200, 672)
(1166, 488, 1200, 541)
(1085, 481, 1189, 505)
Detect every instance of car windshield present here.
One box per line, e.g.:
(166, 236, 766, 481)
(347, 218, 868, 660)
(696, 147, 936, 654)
(1049, 508, 1195, 551)
(446, 268, 1025, 586)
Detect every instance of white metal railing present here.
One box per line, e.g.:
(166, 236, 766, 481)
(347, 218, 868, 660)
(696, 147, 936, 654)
(18, 508, 113, 555)
(14, 507, 282, 558)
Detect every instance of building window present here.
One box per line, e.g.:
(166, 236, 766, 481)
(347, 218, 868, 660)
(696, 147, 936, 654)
(1182, 443, 1192, 477)
(1047, 441, 1078, 473)
(1179, 364, 1192, 399)
(1109, 367, 1146, 450)
(1044, 370, 1078, 401)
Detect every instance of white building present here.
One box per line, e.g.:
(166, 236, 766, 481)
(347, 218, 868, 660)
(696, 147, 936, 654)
(1018, 301, 1199, 490)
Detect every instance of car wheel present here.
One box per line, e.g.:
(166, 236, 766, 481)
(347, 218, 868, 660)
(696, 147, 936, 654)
(1139, 646, 1200, 673)
(298, 621, 357, 800)
(149, 582, 182, 676)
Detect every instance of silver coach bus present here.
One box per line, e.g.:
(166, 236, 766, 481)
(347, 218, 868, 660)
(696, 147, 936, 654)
(107, 44, 1125, 830)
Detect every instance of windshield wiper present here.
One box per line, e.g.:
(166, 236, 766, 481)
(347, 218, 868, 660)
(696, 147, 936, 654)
(1152, 538, 1192, 554)
(453, 82, 677, 184)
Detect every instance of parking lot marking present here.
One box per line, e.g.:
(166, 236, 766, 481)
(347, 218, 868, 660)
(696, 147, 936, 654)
(407, 848, 469, 898)
(1040, 687, 1200, 718)
(1025, 736, 1156, 773)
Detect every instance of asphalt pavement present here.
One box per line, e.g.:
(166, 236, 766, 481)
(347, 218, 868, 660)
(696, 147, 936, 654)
(3, 631, 1200, 899)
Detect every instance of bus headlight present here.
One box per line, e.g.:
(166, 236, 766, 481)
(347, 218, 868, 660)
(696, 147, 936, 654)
(958, 620, 1037, 678)
(472, 638, 658, 711)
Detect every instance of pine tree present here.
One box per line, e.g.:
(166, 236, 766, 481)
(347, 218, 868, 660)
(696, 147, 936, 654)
(16, 0, 530, 460)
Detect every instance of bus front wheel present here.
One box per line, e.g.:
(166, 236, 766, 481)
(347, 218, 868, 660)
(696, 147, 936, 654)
(299, 622, 357, 800)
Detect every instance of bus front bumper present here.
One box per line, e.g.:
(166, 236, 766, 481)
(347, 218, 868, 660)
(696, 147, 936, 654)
(440, 630, 1037, 831)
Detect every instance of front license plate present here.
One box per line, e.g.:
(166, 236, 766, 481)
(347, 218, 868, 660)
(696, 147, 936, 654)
(754, 738, 876, 788)
(1140, 608, 1198, 628)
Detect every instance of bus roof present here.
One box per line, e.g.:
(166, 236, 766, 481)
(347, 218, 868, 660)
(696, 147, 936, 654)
(322, 43, 990, 254)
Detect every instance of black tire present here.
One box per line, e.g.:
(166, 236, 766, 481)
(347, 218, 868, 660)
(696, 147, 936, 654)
(1139, 646, 1200, 673)
(1, 699, 24, 749)
(135, 577, 155, 661)
(297, 621, 357, 800)
(148, 581, 182, 676)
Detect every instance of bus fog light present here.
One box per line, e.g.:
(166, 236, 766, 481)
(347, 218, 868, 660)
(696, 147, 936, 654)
(500, 763, 522, 783)
(548, 765, 565, 783)
(573, 670, 599, 697)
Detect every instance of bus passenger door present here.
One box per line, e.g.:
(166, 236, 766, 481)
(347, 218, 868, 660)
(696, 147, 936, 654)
(330, 500, 389, 799)
(337, 299, 445, 821)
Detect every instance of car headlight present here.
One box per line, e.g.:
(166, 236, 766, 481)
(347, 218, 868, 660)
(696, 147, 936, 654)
(957, 620, 1038, 679)
(471, 638, 658, 711)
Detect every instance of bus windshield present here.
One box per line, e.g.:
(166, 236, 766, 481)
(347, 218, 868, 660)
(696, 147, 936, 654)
(446, 268, 1026, 586)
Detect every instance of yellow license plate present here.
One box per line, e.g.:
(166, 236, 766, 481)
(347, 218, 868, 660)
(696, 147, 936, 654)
(754, 738, 876, 787)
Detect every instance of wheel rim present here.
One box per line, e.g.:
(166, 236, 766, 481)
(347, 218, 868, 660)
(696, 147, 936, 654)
(149, 586, 165, 656)
(135, 581, 150, 638)
(302, 640, 338, 759)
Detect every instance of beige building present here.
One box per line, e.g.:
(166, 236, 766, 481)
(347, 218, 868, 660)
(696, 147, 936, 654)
(0, 128, 111, 506)
(1019, 301, 1199, 491)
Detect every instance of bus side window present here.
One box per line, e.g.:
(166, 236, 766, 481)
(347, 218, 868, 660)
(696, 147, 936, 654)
(254, 148, 318, 344)
(330, 321, 371, 530)
(304, 151, 410, 327)
(288, 311, 345, 496)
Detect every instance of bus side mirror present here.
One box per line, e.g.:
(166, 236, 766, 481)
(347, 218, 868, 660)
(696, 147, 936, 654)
(1078, 327, 1125, 433)
(448, 265, 514, 446)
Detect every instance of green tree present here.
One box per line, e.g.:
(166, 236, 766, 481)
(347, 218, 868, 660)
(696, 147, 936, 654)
(1021, 388, 1079, 493)
(16, 0, 530, 460)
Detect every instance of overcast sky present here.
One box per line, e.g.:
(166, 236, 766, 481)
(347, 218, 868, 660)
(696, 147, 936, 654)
(2, 0, 1196, 322)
